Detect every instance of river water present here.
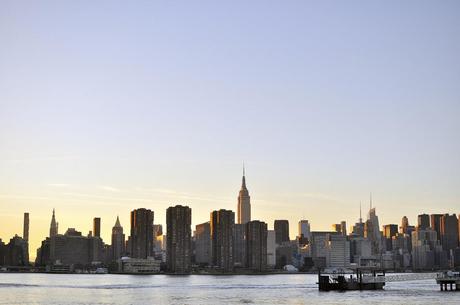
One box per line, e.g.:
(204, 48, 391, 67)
(0, 273, 457, 304)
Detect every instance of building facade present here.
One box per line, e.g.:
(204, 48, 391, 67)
(166, 205, 192, 273)
(129, 208, 154, 259)
(245, 220, 267, 272)
(237, 168, 251, 224)
(211, 209, 235, 272)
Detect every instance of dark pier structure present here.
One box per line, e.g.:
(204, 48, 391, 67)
(317, 268, 385, 291)
(436, 271, 460, 291)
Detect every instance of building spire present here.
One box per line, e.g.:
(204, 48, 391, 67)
(50, 208, 58, 237)
(359, 201, 362, 223)
(241, 162, 246, 189)
(114, 215, 121, 227)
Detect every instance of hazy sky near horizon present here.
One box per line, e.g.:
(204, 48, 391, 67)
(1, 1, 459, 258)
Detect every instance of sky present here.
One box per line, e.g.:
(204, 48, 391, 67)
(1, 1, 459, 259)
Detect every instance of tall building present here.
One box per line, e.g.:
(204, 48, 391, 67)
(383, 224, 398, 239)
(49, 228, 103, 266)
(23, 213, 29, 242)
(274, 220, 289, 244)
(129, 208, 154, 258)
(111, 216, 125, 260)
(430, 214, 443, 241)
(211, 209, 235, 272)
(412, 228, 441, 270)
(93, 217, 101, 238)
(332, 221, 346, 236)
(383, 224, 398, 251)
(364, 207, 382, 256)
(400, 216, 409, 234)
(326, 234, 350, 268)
(194, 222, 211, 265)
(298, 220, 311, 240)
(22, 212, 30, 264)
(417, 214, 430, 230)
(50, 209, 58, 238)
(267, 230, 276, 267)
(352, 205, 365, 238)
(166, 205, 192, 273)
(234, 224, 246, 266)
(245, 220, 267, 271)
(440, 214, 459, 253)
(237, 167, 251, 224)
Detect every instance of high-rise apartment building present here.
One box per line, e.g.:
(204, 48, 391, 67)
(166, 205, 192, 273)
(245, 220, 267, 271)
(211, 209, 235, 272)
(129, 208, 154, 258)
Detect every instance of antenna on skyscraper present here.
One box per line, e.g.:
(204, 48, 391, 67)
(370, 193, 373, 210)
(359, 201, 362, 223)
(243, 161, 245, 177)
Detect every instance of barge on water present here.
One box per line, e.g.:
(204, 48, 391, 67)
(317, 267, 386, 291)
(436, 271, 460, 291)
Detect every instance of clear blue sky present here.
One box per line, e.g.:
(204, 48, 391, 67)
(1, 1, 459, 256)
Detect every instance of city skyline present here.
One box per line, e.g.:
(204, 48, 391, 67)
(1, 169, 458, 261)
(1, 1, 459, 261)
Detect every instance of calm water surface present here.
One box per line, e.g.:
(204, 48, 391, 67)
(0, 273, 457, 304)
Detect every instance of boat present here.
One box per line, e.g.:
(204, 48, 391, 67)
(95, 267, 108, 274)
(317, 267, 386, 291)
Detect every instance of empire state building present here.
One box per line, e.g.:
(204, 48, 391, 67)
(237, 167, 251, 224)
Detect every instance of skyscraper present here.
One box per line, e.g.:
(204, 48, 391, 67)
(210, 209, 235, 272)
(417, 214, 430, 230)
(440, 214, 459, 253)
(49, 209, 58, 238)
(129, 208, 154, 258)
(332, 221, 347, 236)
(245, 220, 267, 271)
(23, 213, 29, 242)
(274, 220, 289, 244)
(365, 207, 382, 255)
(233, 224, 246, 266)
(430, 214, 443, 241)
(166, 205, 192, 273)
(298, 220, 311, 240)
(93, 217, 101, 238)
(111, 216, 125, 260)
(237, 166, 251, 224)
(23, 212, 29, 264)
(194, 222, 211, 265)
(400, 216, 409, 234)
(383, 224, 398, 239)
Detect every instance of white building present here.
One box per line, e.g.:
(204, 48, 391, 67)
(326, 234, 350, 268)
(118, 257, 161, 274)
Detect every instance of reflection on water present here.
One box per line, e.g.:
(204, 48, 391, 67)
(0, 273, 457, 305)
